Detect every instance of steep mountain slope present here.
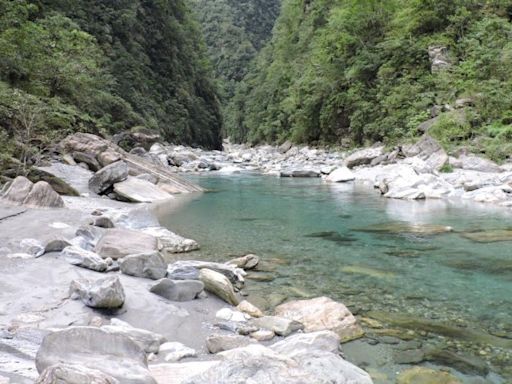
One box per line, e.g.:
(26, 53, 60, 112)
(227, 0, 512, 160)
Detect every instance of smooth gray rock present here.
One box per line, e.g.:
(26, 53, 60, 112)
(113, 177, 171, 203)
(2, 176, 33, 204)
(168, 260, 244, 286)
(44, 238, 72, 254)
(120, 251, 167, 280)
(159, 342, 197, 362)
(140, 226, 199, 254)
(95, 228, 158, 260)
(199, 269, 240, 306)
(101, 319, 166, 354)
(88, 161, 128, 194)
(73, 152, 101, 171)
(250, 316, 303, 337)
(206, 334, 256, 354)
(92, 216, 115, 228)
(150, 278, 204, 301)
(270, 330, 340, 356)
(404, 135, 448, 171)
(326, 167, 355, 182)
(35, 327, 155, 384)
(226, 254, 259, 270)
(459, 154, 502, 173)
(20, 238, 45, 257)
(167, 265, 200, 280)
(70, 276, 125, 308)
(23, 181, 65, 208)
(345, 147, 384, 168)
(36, 363, 120, 384)
(62, 246, 108, 272)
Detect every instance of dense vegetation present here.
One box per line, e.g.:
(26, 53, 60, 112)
(0, 0, 222, 173)
(191, 0, 280, 104)
(226, 0, 512, 160)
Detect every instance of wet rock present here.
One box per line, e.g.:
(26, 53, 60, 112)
(245, 271, 275, 282)
(113, 177, 172, 203)
(280, 169, 320, 178)
(326, 167, 355, 182)
(101, 318, 166, 354)
(36, 363, 120, 384)
(159, 342, 197, 362)
(199, 268, 240, 306)
(345, 147, 384, 168)
(424, 349, 489, 376)
(140, 227, 199, 254)
(226, 254, 259, 270)
(356, 222, 453, 236)
(461, 229, 512, 243)
(35, 326, 155, 384)
(237, 300, 263, 318)
(393, 348, 425, 364)
(70, 276, 125, 309)
(250, 316, 303, 337)
(62, 246, 108, 272)
(149, 278, 204, 301)
(95, 228, 158, 260)
(88, 161, 128, 194)
(396, 366, 461, 384)
(275, 296, 364, 342)
(206, 335, 255, 354)
(120, 251, 167, 280)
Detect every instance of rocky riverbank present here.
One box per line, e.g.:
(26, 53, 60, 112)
(0, 131, 510, 383)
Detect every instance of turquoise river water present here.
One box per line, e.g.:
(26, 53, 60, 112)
(161, 174, 512, 383)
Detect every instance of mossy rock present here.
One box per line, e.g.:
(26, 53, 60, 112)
(27, 168, 79, 196)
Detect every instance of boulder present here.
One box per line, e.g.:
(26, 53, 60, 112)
(88, 161, 128, 194)
(270, 330, 340, 356)
(344, 147, 384, 168)
(44, 238, 71, 253)
(150, 278, 204, 301)
(183, 343, 373, 384)
(250, 316, 303, 337)
(27, 167, 80, 196)
(60, 133, 109, 157)
(2, 176, 33, 204)
(35, 326, 155, 384)
(404, 135, 448, 171)
(159, 342, 197, 362)
(23, 181, 65, 208)
(120, 251, 167, 280)
(326, 167, 355, 182)
(140, 227, 199, 254)
(459, 154, 502, 173)
(36, 363, 120, 384)
(101, 318, 166, 354)
(95, 229, 158, 260)
(226, 254, 259, 270)
(70, 276, 125, 309)
(278, 141, 293, 154)
(72, 152, 101, 172)
(275, 297, 364, 342)
(98, 150, 122, 167)
(62, 246, 108, 272)
(91, 216, 115, 228)
(168, 260, 245, 286)
(113, 177, 172, 203)
(206, 335, 255, 354)
(199, 269, 240, 306)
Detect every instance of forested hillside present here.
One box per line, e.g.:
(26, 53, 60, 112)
(227, 0, 512, 160)
(0, 0, 222, 171)
(191, 0, 280, 102)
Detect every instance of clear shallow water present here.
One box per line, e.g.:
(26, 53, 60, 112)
(162, 174, 512, 380)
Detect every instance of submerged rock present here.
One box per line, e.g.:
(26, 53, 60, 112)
(70, 276, 125, 309)
(226, 254, 259, 270)
(149, 278, 204, 301)
(36, 363, 120, 384)
(396, 367, 461, 384)
(356, 221, 453, 235)
(120, 251, 167, 280)
(461, 229, 512, 243)
(275, 296, 364, 342)
(35, 326, 155, 384)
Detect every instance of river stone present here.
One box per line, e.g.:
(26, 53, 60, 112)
(396, 367, 461, 384)
(216, 308, 247, 322)
(199, 268, 240, 306)
(113, 177, 172, 203)
(35, 326, 155, 384)
(159, 342, 197, 362)
(120, 251, 167, 280)
(101, 318, 166, 354)
(21, 181, 65, 208)
(44, 238, 71, 253)
(88, 161, 128, 194)
(280, 169, 320, 178)
(167, 265, 200, 280)
(91, 216, 115, 228)
(275, 296, 364, 342)
(170, 260, 245, 286)
(2, 176, 33, 204)
(70, 276, 125, 308)
(326, 167, 355, 182)
(424, 349, 489, 376)
(36, 363, 120, 384)
(270, 330, 341, 356)
(140, 226, 199, 253)
(461, 229, 512, 243)
(345, 147, 384, 168)
(149, 278, 204, 301)
(95, 228, 158, 260)
(98, 150, 122, 167)
(356, 222, 453, 235)
(206, 334, 255, 354)
(250, 316, 303, 337)
(185, 344, 373, 384)
(237, 300, 263, 318)
(226, 254, 259, 270)
(62, 246, 108, 272)
(61, 133, 109, 157)
(250, 330, 275, 341)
